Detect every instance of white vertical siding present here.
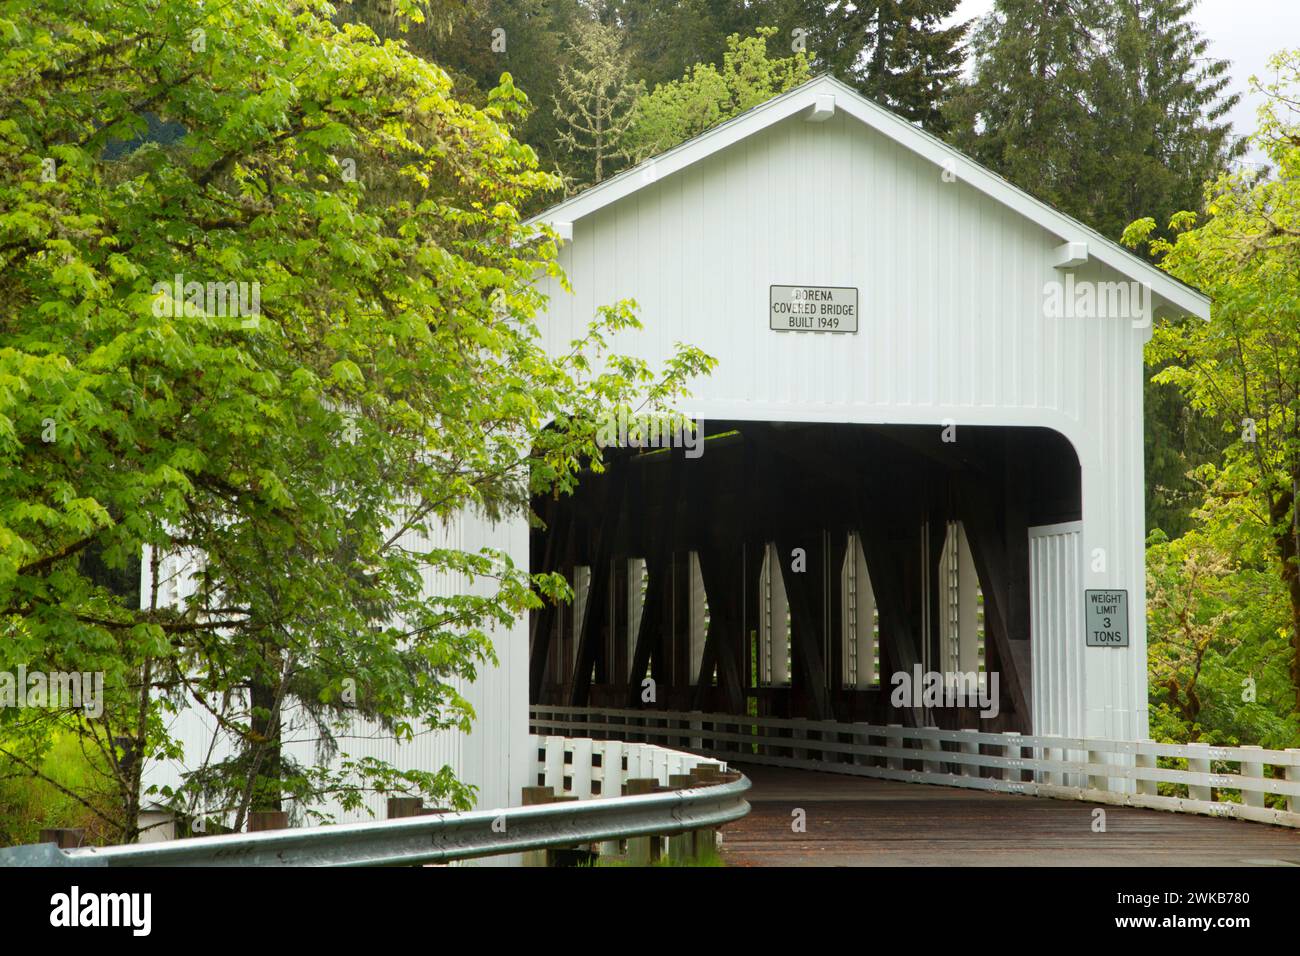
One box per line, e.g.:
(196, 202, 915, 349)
(1029, 522, 1085, 737)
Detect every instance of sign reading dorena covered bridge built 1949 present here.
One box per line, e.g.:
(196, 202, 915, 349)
(769, 284, 858, 333)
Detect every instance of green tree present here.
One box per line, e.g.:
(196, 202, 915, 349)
(609, 0, 771, 91)
(949, 0, 1240, 244)
(345, 0, 588, 204)
(554, 13, 643, 186)
(792, 0, 969, 131)
(1126, 49, 1300, 710)
(0, 0, 712, 840)
(1146, 528, 1297, 748)
(623, 28, 812, 162)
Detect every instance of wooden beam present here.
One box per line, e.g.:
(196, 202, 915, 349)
(626, 450, 684, 706)
(693, 543, 746, 713)
(957, 478, 1032, 727)
(528, 499, 571, 701)
(568, 466, 628, 706)
(775, 535, 833, 721)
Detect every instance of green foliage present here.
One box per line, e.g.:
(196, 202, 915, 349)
(553, 14, 643, 186)
(343, 0, 587, 205)
(948, 0, 1241, 244)
(1146, 530, 1298, 748)
(794, 0, 969, 132)
(0, 0, 713, 840)
(1130, 49, 1300, 724)
(0, 731, 111, 846)
(623, 28, 812, 162)
(609, 0, 774, 92)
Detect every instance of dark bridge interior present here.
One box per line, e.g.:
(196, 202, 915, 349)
(529, 422, 1080, 733)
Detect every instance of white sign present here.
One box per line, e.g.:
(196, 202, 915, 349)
(770, 285, 858, 333)
(1084, 589, 1129, 647)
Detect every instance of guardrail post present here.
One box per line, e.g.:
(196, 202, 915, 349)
(520, 786, 556, 867)
(386, 797, 424, 819)
(666, 774, 698, 861)
(623, 778, 663, 865)
(1239, 745, 1265, 808)
(39, 828, 85, 849)
(687, 764, 727, 858)
(248, 811, 288, 832)
(1187, 742, 1212, 802)
(520, 787, 587, 866)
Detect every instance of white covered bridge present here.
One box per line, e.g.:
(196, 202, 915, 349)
(141, 76, 1300, 861)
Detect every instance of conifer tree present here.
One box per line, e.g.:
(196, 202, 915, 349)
(793, 0, 970, 132)
(554, 14, 643, 186)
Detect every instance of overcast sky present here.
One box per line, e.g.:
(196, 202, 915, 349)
(948, 0, 1297, 169)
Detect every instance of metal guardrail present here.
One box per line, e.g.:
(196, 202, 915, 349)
(0, 773, 750, 867)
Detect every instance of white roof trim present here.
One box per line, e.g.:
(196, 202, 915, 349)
(529, 75, 1210, 320)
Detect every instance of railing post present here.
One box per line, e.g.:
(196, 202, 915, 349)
(960, 730, 980, 779)
(598, 739, 624, 799)
(1038, 734, 1062, 787)
(922, 727, 942, 775)
(1086, 746, 1108, 793)
(1239, 745, 1265, 809)
(1135, 748, 1157, 796)
(1288, 750, 1300, 815)
(1001, 732, 1020, 783)
(1187, 742, 1212, 802)
(886, 723, 902, 771)
(688, 713, 703, 752)
(792, 719, 807, 762)
(570, 737, 593, 799)
(544, 735, 566, 794)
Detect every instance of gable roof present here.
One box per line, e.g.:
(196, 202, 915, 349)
(529, 74, 1210, 320)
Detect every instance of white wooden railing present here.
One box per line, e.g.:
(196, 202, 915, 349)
(528, 733, 729, 799)
(531, 706, 1300, 829)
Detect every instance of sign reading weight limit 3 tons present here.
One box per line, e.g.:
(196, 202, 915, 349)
(1084, 589, 1129, 647)
(770, 285, 858, 333)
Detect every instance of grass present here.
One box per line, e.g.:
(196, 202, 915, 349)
(0, 731, 112, 847)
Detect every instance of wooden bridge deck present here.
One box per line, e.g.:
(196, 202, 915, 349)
(720, 764, 1300, 867)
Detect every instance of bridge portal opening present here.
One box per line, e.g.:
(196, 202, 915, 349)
(528, 422, 1080, 733)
